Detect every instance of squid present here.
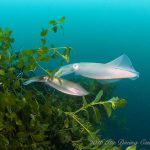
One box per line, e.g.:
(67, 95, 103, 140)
(23, 76, 89, 96)
(54, 54, 139, 83)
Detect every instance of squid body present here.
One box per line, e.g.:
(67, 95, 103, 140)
(23, 76, 89, 96)
(54, 54, 139, 82)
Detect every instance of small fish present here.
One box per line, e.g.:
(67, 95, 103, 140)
(23, 76, 89, 96)
(54, 54, 139, 83)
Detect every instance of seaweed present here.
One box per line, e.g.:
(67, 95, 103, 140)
(0, 17, 137, 150)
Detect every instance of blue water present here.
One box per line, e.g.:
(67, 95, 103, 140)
(1, 0, 150, 148)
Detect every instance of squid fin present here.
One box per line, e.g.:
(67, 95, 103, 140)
(106, 54, 136, 72)
(98, 79, 121, 84)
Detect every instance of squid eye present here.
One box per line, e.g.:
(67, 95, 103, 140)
(73, 64, 79, 70)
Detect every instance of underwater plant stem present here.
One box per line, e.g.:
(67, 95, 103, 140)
(34, 46, 71, 62)
(50, 48, 69, 61)
(49, 47, 71, 62)
(33, 56, 52, 76)
(7, 49, 11, 61)
(34, 46, 71, 52)
(33, 87, 47, 101)
(74, 101, 107, 115)
(49, 47, 71, 51)
(48, 24, 59, 31)
(65, 112, 94, 139)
